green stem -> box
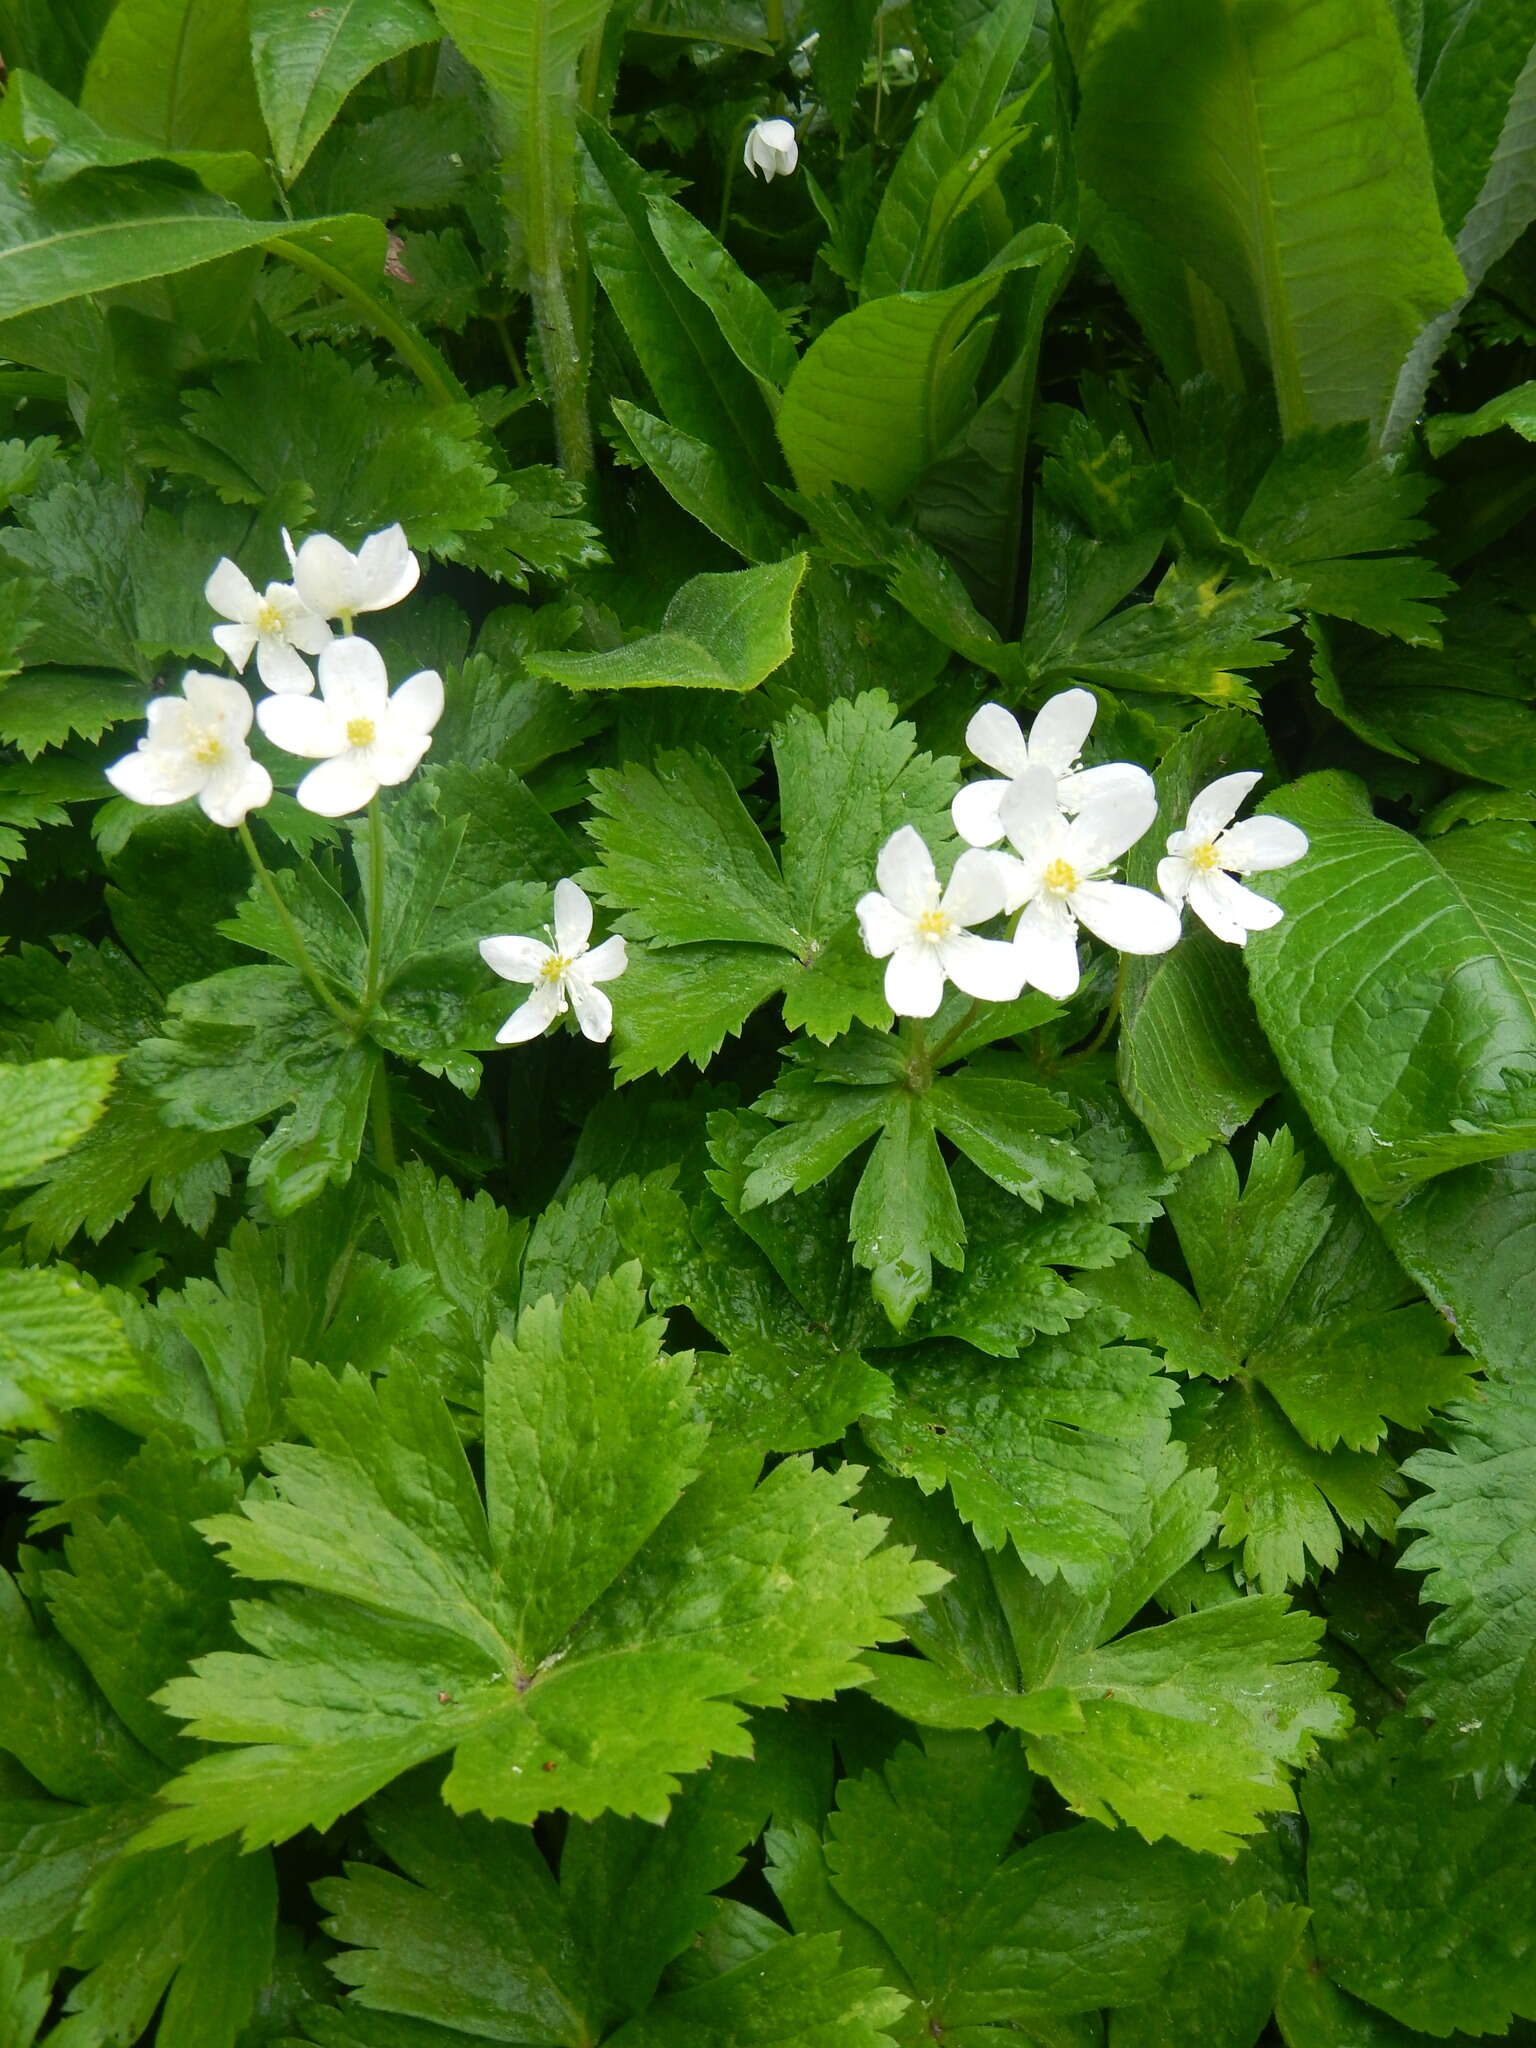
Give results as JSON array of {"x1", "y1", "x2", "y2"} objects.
[
  {"x1": 765, "y1": 0, "x2": 785, "y2": 45},
  {"x1": 513, "y1": 128, "x2": 594, "y2": 481},
  {"x1": 1076, "y1": 954, "x2": 1130, "y2": 1060},
  {"x1": 928, "y1": 999, "x2": 985, "y2": 1071},
  {"x1": 267, "y1": 236, "x2": 467, "y2": 408},
  {"x1": 364, "y1": 795, "x2": 388, "y2": 1011},
  {"x1": 369, "y1": 1057, "x2": 398, "y2": 1174},
  {"x1": 237, "y1": 820, "x2": 356, "y2": 1030},
  {"x1": 717, "y1": 145, "x2": 740, "y2": 241}
]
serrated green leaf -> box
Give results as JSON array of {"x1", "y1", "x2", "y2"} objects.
[{"x1": 0, "y1": 1056, "x2": 117, "y2": 1184}]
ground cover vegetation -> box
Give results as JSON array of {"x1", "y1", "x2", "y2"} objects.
[{"x1": 1, "y1": 0, "x2": 1535, "y2": 2039}]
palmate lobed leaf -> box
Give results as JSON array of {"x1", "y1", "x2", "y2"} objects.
[{"x1": 143, "y1": 1268, "x2": 943, "y2": 1849}]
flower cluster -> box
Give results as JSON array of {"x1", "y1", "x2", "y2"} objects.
[
  {"x1": 858, "y1": 688, "x2": 1308, "y2": 1019},
  {"x1": 106, "y1": 523, "x2": 440, "y2": 825}
]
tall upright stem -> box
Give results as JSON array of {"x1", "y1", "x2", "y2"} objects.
[
  {"x1": 267, "y1": 238, "x2": 467, "y2": 408},
  {"x1": 237, "y1": 820, "x2": 356, "y2": 1030},
  {"x1": 364, "y1": 796, "x2": 388, "y2": 1010}
]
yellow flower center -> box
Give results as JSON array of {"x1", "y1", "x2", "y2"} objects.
[
  {"x1": 1042, "y1": 857, "x2": 1078, "y2": 894},
  {"x1": 189, "y1": 729, "x2": 225, "y2": 766},
  {"x1": 255, "y1": 600, "x2": 285, "y2": 635},
  {"x1": 539, "y1": 953, "x2": 569, "y2": 982},
  {"x1": 915, "y1": 908, "x2": 952, "y2": 939},
  {"x1": 1189, "y1": 840, "x2": 1221, "y2": 872},
  {"x1": 346, "y1": 716, "x2": 377, "y2": 748}
]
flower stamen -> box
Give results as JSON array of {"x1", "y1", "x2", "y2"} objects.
[
  {"x1": 1042, "y1": 857, "x2": 1079, "y2": 894},
  {"x1": 346, "y1": 716, "x2": 377, "y2": 748},
  {"x1": 915, "y1": 908, "x2": 953, "y2": 940}
]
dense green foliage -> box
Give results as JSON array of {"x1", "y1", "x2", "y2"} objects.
[{"x1": 2, "y1": 0, "x2": 1536, "y2": 2040}]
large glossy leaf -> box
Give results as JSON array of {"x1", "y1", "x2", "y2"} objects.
[
  {"x1": 526, "y1": 557, "x2": 808, "y2": 692},
  {"x1": 251, "y1": 0, "x2": 441, "y2": 183},
  {"x1": 777, "y1": 228, "x2": 1067, "y2": 508},
  {"x1": 81, "y1": 0, "x2": 268, "y2": 155},
  {"x1": 1066, "y1": 0, "x2": 1465, "y2": 436},
  {"x1": 1244, "y1": 774, "x2": 1536, "y2": 1203}
]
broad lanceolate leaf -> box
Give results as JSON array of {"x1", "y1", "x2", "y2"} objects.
[
  {"x1": 145, "y1": 1269, "x2": 942, "y2": 1848},
  {"x1": 1066, "y1": 0, "x2": 1465, "y2": 436},
  {"x1": 80, "y1": 0, "x2": 268, "y2": 155},
  {"x1": 1244, "y1": 777, "x2": 1536, "y2": 1203},
  {"x1": 1399, "y1": 1377, "x2": 1536, "y2": 1780},
  {"x1": 526, "y1": 556, "x2": 807, "y2": 692},
  {"x1": 251, "y1": 0, "x2": 441, "y2": 183},
  {"x1": 1304, "y1": 1723, "x2": 1536, "y2": 2038},
  {"x1": 0, "y1": 1055, "x2": 117, "y2": 1183},
  {"x1": 777, "y1": 230, "x2": 1068, "y2": 508}
]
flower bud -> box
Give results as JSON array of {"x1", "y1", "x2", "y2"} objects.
[{"x1": 743, "y1": 117, "x2": 798, "y2": 181}]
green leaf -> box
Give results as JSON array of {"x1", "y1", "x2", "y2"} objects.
[
  {"x1": 80, "y1": 0, "x2": 268, "y2": 155},
  {"x1": 778, "y1": 232, "x2": 1068, "y2": 508},
  {"x1": 1377, "y1": 1150, "x2": 1536, "y2": 1376},
  {"x1": 646, "y1": 194, "x2": 799, "y2": 396},
  {"x1": 1304, "y1": 1723, "x2": 1536, "y2": 2038},
  {"x1": 1112, "y1": 1864, "x2": 1309, "y2": 2048},
  {"x1": 145, "y1": 1269, "x2": 942, "y2": 1848},
  {"x1": 1244, "y1": 779, "x2": 1536, "y2": 1203},
  {"x1": 251, "y1": 0, "x2": 440, "y2": 183},
  {"x1": 0, "y1": 1263, "x2": 139, "y2": 1435},
  {"x1": 611, "y1": 402, "x2": 794, "y2": 563},
  {"x1": 1116, "y1": 710, "x2": 1280, "y2": 1170},
  {"x1": 604, "y1": 1935, "x2": 907, "y2": 2048},
  {"x1": 0, "y1": 155, "x2": 386, "y2": 324},
  {"x1": 525, "y1": 556, "x2": 807, "y2": 692},
  {"x1": 775, "y1": 1734, "x2": 1194, "y2": 2032},
  {"x1": 0, "y1": 67, "x2": 264, "y2": 198},
  {"x1": 860, "y1": 0, "x2": 1044, "y2": 297},
  {"x1": 1426, "y1": 378, "x2": 1536, "y2": 456},
  {"x1": 1398, "y1": 1378, "x2": 1536, "y2": 1780},
  {"x1": 0, "y1": 1055, "x2": 117, "y2": 1183},
  {"x1": 1066, "y1": 0, "x2": 1465, "y2": 435}
]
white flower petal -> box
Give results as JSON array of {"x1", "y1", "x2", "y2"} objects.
[
  {"x1": 884, "y1": 941, "x2": 946, "y2": 1018},
  {"x1": 939, "y1": 931, "x2": 1026, "y2": 1003},
  {"x1": 391, "y1": 668, "x2": 444, "y2": 736},
  {"x1": 479, "y1": 935, "x2": 551, "y2": 983},
  {"x1": 1216, "y1": 815, "x2": 1308, "y2": 873},
  {"x1": 369, "y1": 731, "x2": 433, "y2": 786},
  {"x1": 254, "y1": 637, "x2": 317, "y2": 695},
  {"x1": 553, "y1": 877, "x2": 593, "y2": 955},
  {"x1": 567, "y1": 970, "x2": 614, "y2": 1042},
  {"x1": 295, "y1": 752, "x2": 381, "y2": 817},
  {"x1": 106, "y1": 747, "x2": 204, "y2": 808},
  {"x1": 285, "y1": 606, "x2": 334, "y2": 657},
  {"x1": 291, "y1": 534, "x2": 362, "y2": 618},
  {"x1": 941, "y1": 848, "x2": 1006, "y2": 927},
  {"x1": 205, "y1": 557, "x2": 258, "y2": 624},
  {"x1": 212, "y1": 621, "x2": 259, "y2": 672},
  {"x1": 1189, "y1": 869, "x2": 1285, "y2": 943},
  {"x1": 876, "y1": 825, "x2": 939, "y2": 918},
  {"x1": 1013, "y1": 898, "x2": 1080, "y2": 1000},
  {"x1": 258, "y1": 694, "x2": 347, "y2": 759},
  {"x1": 993, "y1": 851, "x2": 1036, "y2": 916},
  {"x1": 1065, "y1": 772, "x2": 1158, "y2": 873},
  {"x1": 1027, "y1": 687, "x2": 1098, "y2": 774},
  {"x1": 318, "y1": 634, "x2": 389, "y2": 713},
  {"x1": 183, "y1": 672, "x2": 254, "y2": 734},
  {"x1": 497, "y1": 980, "x2": 565, "y2": 1043},
  {"x1": 1070, "y1": 879, "x2": 1181, "y2": 955},
  {"x1": 1157, "y1": 854, "x2": 1194, "y2": 909},
  {"x1": 1059, "y1": 759, "x2": 1154, "y2": 814},
  {"x1": 965, "y1": 703, "x2": 1030, "y2": 777},
  {"x1": 1186, "y1": 770, "x2": 1264, "y2": 840},
  {"x1": 199, "y1": 754, "x2": 272, "y2": 827},
  {"x1": 857, "y1": 890, "x2": 912, "y2": 959},
  {"x1": 997, "y1": 763, "x2": 1068, "y2": 861},
  {"x1": 951, "y1": 778, "x2": 1010, "y2": 848},
  {"x1": 355, "y1": 524, "x2": 420, "y2": 610},
  {"x1": 581, "y1": 934, "x2": 628, "y2": 984}
]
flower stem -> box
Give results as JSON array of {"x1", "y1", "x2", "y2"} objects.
[
  {"x1": 1076, "y1": 954, "x2": 1130, "y2": 1060},
  {"x1": 928, "y1": 999, "x2": 985, "y2": 1071},
  {"x1": 363, "y1": 795, "x2": 388, "y2": 1011},
  {"x1": 266, "y1": 237, "x2": 467, "y2": 408},
  {"x1": 237, "y1": 819, "x2": 356, "y2": 1029},
  {"x1": 369, "y1": 1057, "x2": 398, "y2": 1174}
]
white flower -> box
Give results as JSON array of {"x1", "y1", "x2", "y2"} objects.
[
  {"x1": 856, "y1": 825, "x2": 1023, "y2": 1020},
  {"x1": 256, "y1": 636, "x2": 442, "y2": 817},
  {"x1": 1157, "y1": 772, "x2": 1308, "y2": 944},
  {"x1": 996, "y1": 766, "x2": 1180, "y2": 1000},
  {"x1": 953, "y1": 689, "x2": 1151, "y2": 848},
  {"x1": 204, "y1": 558, "x2": 332, "y2": 695},
  {"x1": 480, "y1": 880, "x2": 628, "y2": 1045},
  {"x1": 283, "y1": 522, "x2": 420, "y2": 624},
  {"x1": 743, "y1": 117, "x2": 798, "y2": 180},
  {"x1": 105, "y1": 673, "x2": 271, "y2": 828}
]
